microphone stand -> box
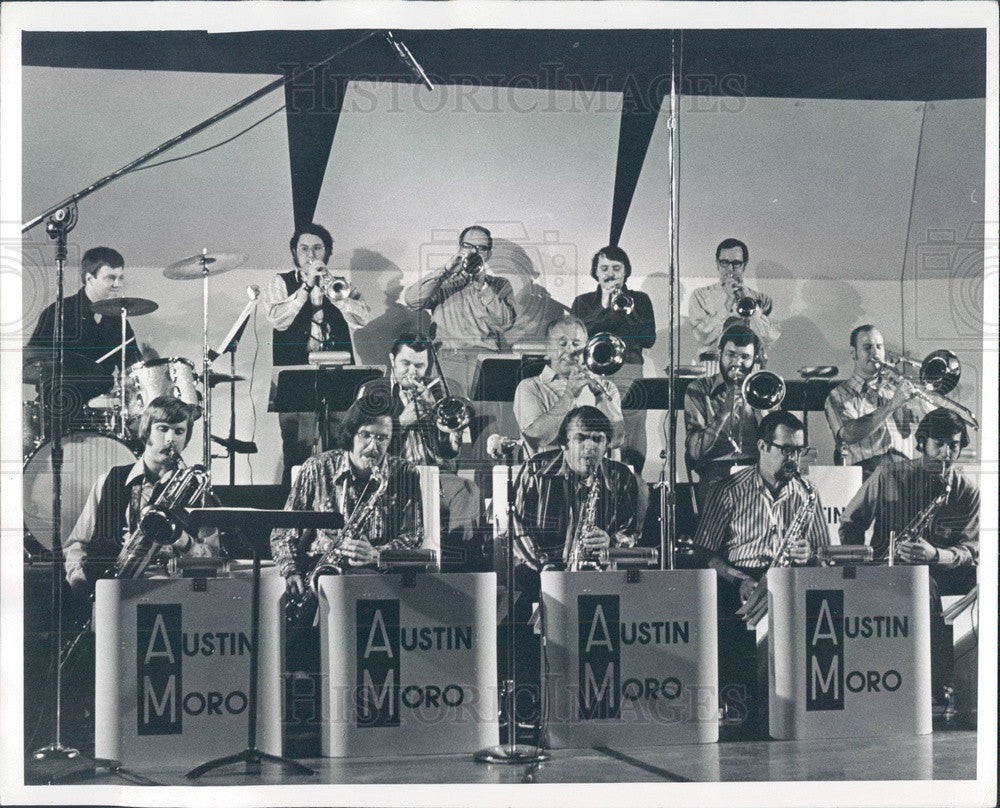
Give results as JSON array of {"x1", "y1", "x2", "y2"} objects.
[
  {"x1": 474, "y1": 448, "x2": 548, "y2": 765},
  {"x1": 209, "y1": 292, "x2": 257, "y2": 483}
]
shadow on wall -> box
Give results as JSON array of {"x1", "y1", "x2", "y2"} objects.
[
  {"x1": 489, "y1": 237, "x2": 570, "y2": 347},
  {"x1": 637, "y1": 272, "x2": 690, "y2": 371},
  {"x1": 350, "y1": 248, "x2": 430, "y2": 364}
]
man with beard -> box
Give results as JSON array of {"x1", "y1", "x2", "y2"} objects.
[
  {"x1": 825, "y1": 324, "x2": 931, "y2": 479},
  {"x1": 63, "y1": 395, "x2": 219, "y2": 598},
  {"x1": 683, "y1": 323, "x2": 769, "y2": 506},
  {"x1": 692, "y1": 410, "x2": 828, "y2": 738},
  {"x1": 270, "y1": 396, "x2": 423, "y2": 600}
]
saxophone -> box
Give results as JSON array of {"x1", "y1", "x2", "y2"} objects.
[
  {"x1": 889, "y1": 477, "x2": 952, "y2": 564},
  {"x1": 114, "y1": 450, "x2": 210, "y2": 579},
  {"x1": 740, "y1": 471, "x2": 817, "y2": 624},
  {"x1": 306, "y1": 464, "x2": 390, "y2": 593},
  {"x1": 564, "y1": 471, "x2": 603, "y2": 572}
]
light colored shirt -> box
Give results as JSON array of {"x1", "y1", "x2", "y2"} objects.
[
  {"x1": 693, "y1": 465, "x2": 829, "y2": 569},
  {"x1": 513, "y1": 365, "x2": 624, "y2": 455},
  {"x1": 824, "y1": 373, "x2": 932, "y2": 465},
  {"x1": 404, "y1": 267, "x2": 515, "y2": 352},
  {"x1": 688, "y1": 282, "x2": 780, "y2": 352},
  {"x1": 262, "y1": 270, "x2": 371, "y2": 332},
  {"x1": 64, "y1": 459, "x2": 218, "y2": 583}
]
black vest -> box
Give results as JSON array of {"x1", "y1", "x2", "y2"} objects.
[
  {"x1": 85, "y1": 463, "x2": 139, "y2": 580},
  {"x1": 271, "y1": 270, "x2": 355, "y2": 367}
]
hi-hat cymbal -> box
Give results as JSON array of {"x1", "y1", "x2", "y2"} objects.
[
  {"x1": 206, "y1": 371, "x2": 246, "y2": 388},
  {"x1": 90, "y1": 296, "x2": 158, "y2": 317},
  {"x1": 164, "y1": 252, "x2": 247, "y2": 280}
]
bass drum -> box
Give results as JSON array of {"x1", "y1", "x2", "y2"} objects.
[{"x1": 23, "y1": 430, "x2": 140, "y2": 551}]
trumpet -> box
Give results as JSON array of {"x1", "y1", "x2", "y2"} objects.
[
  {"x1": 727, "y1": 268, "x2": 759, "y2": 318},
  {"x1": 319, "y1": 273, "x2": 351, "y2": 301},
  {"x1": 609, "y1": 286, "x2": 634, "y2": 315},
  {"x1": 872, "y1": 349, "x2": 978, "y2": 429}
]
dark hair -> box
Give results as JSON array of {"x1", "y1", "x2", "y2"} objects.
[
  {"x1": 557, "y1": 405, "x2": 613, "y2": 448},
  {"x1": 715, "y1": 238, "x2": 749, "y2": 264},
  {"x1": 289, "y1": 223, "x2": 334, "y2": 264},
  {"x1": 458, "y1": 225, "x2": 492, "y2": 252},
  {"x1": 849, "y1": 324, "x2": 877, "y2": 349},
  {"x1": 915, "y1": 408, "x2": 969, "y2": 452},
  {"x1": 337, "y1": 394, "x2": 394, "y2": 451},
  {"x1": 139, "y1": 395, "x2": 196, "y2": 447},
  {"x1": 390, "y1": 332, "x2": 433, "y2": 358},
  {"x1": 80, "y1": 246, "x2": 124, "y2": 284},
  {"x1": 590, "y1": 245, "x2": 632, "y2": 281},
  {"x1": 718, "y1": 322, "x2": 761, "y2": 357},
  {"x1": 544, "y1": 315, "x2": 587, "y2": 340},
  {"x1": 758, "y1": 410, "x2": 804, "y2": 444}
]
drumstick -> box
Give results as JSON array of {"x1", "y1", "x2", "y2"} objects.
[{"x1": 96, "y1": 336, "x2": 135, "y2": 364}]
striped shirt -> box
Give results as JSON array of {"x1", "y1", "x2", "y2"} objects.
[
  {"x1": 824, "y1": 373, "x2": 931, "y2": 466},
  {"x1": 693, "y1": 466, "x2": 829, "y2": 569}
]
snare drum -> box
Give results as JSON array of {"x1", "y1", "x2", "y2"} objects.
[
  {"x1": 23, "y1": 430, "x2": 140, "y2": 550},
  {"x1": 22, "y1": 400, "x2": 46, "y2": 456},
  {"x1": 125, "y1": 357, "x2": 201, "y2": 419}
]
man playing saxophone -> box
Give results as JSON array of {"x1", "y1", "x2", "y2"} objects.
[
  {"x1": 269, "y1": 395, "x2": 423, "y2": 601},
  {"x1": 64, "y1": 395, "x2": 219, "y2": 600},
  {"x1": 692, "y1": 410, "x2": 828, "y2": 738}
]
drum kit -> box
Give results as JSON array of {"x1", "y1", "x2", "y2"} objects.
[{"x1": 23, "y1": 251, "x2": 248, "y2": 551}]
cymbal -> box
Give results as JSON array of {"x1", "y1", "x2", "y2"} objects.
[
  {"x1": 206, "y1": 371, "x2": 246, "y2": 388},
  {"x1": 90, "y1": 296, "x2": 158, "y2": 317},
  {"x1": 164, "y1": 252, "x2": 247, "y2": 280}
]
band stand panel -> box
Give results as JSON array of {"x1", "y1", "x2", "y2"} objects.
[
  {"x1": 94, "y1": 574, "x2": 284, "y2": 767},
  {"x1": 317, "y1": 572, "x2": 499, "y2": 757},
  {"x1": 804, "y1": 465, "x2": 863, "y2": 546},
  {"x1": 540, "y1": 569, "x2": 719, "y2": 748},
  {"x1": 767, "y1": 565, "x2": 932, "y2": 740}
]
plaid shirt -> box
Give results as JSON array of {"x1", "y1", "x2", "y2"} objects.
[
  {"x1": 269, "y1": 450, "x2": 422, "y2": 578},
  {"x1": 693, "y1": 466, "x2": 829, "y2": 570},
  {"x1": 824, "y1": 373, "x2": 931, "y2": 465}
]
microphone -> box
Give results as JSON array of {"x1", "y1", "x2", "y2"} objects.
[
  {"x1": 385, "y1": 31, "x2": 434, "y2": 92},
  {"x1": 486, "y1": 434, "x2": 520, "y2": 461},
  {"x1": 798, "y1": 366, "x2": 838, "y2": 379}
]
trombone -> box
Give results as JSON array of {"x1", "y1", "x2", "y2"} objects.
[
  {"x1": 873, "y1": 349, "x2": 978, "y2": 430},
  {"x1": 728, "y1": 369, "x2": 786, "y2": 452}
]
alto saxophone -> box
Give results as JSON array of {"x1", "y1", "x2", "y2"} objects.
[
  {"x1": 306, "y1": 465, "x2": 390, "y2": 593},
  {"x1": 740, "y1": 471, "x2": 817, "y2": 624},
  {"x1": 889, "y1": 476, "x2": 952, "y2": 564},
  {"x1": 564, "y1": 471, "x2": 603, "y2": 572}
]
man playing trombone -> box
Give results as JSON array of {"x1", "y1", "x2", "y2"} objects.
[
  {"x1": 513, "y1": 316, "x2": 624, "y2": 456},
  {"x1": 692, "y1": 410, "x2": 828, "y2": 738},
  {"x1": 683, "y1": 323, "x2": 770, "y2": 507},
  {"x1": 824, "y1": 324, "x2": 933, "y2": 478}
]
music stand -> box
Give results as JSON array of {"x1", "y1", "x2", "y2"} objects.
[
  {"x1": 470, "y1": 355, "x2": 544, "y2": 403},
  {"x1": 271, "y1": 366, "x2": 384, "y2": 451},
  {"x1": 182, "y1": 508, "x2": 344, "y2": 779}
]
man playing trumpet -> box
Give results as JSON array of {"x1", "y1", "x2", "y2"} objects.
[{"x1": 513, "y1": 316, "x2": 624, "y2": 456}]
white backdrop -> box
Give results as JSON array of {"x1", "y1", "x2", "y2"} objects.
[{"x1": 21, "y1": 68, "x2": 986, "y2": 482}]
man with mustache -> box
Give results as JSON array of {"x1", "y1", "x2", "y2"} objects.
[
  {"x1": 824, "y1": 324, "x2": 932, "y2": 479},
  {"x1": 270, "y1": 395, "x2": 423, "y2": 601},
  {"x1": 63, "y1": 395, "x2": 219, "y2": 599},
  {"x1": 692, "y1": 410, "x2": 828, "y2": 738},
  {"x1": 683, "y1": 323, "x2": 770, "y2": 506}
]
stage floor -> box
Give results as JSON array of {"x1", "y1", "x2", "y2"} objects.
[{"x1": 35, "y1": 726, "x2": 977, "y2": 786}]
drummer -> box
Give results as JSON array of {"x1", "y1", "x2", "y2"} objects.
[{"x1": 27, "y1": 247, "x2": 145, "y2": 422}]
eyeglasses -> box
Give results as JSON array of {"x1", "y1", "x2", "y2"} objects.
[
  {"x1": 356, "y1": 430, "x2": 391, "y2": 446},
  {"x1": 765, "y1": 441, "x2": 810, "y2": 460},
  {"x1": 460, "y1": 241, "x2": 490, "y2": 254},
  {"x1": 296, "y1": 244, "x2": 327, "y2": 255},
  {"x1": 717, "y1": 259, "x2": 745, "y2": 269}
]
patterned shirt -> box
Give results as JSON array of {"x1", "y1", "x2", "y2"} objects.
[
  {"x1": 683, "y1": 373, "x2": 764, "y2": 474},
  {"x1": 839, "y1": 457, "x2": 979, "y2": 564},
  {"x1": 824, "y1": 373, "x2": 931, "y2": 465},
  {"x1": 269, "y1": 450, "x2": 422, "y2": 578},
  {"x1": 693, "y1": 466, "x2": 829, "y2": 570}
]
